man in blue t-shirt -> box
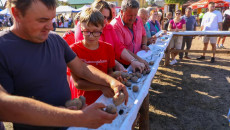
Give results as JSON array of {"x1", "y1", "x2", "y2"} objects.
[
  {"x1": 179, "y1": 7, "x2": 197, "y2": 59},
  {"x1": 0, "y1": 0, "x2": 128, "y2": 129}
]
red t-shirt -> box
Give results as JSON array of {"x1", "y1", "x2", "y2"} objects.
[
  {"x1": 62, "y1": 30, "x2": 75, "y2": 46},
  {"x1": 70, "y1": 40, "x2": 115, "y2": 105}
]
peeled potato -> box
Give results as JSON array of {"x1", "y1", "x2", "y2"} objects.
[
  {"x1": 132, "y1": 85, "x2": 139, "y2": 92},
  {"x1": 105, "y1": 104, "x2": 117, "y2": 114},
  {"x1": 149, "y1": 61, "x2": 154, "y2": 65},
  {"x1": 131, "y1": 76, "x2": 138, "y2": 83},
  {"x1": 111, "y1": 71, "x2": 121, "y2": 78},
  {"x1": 113, "y1": 91, "x2": 125, "y2": 106}
]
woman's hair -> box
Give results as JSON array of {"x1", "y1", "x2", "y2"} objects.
[
  {"x1": 80, "y1": 8, "x2": 104, "y2": 27},
  {"x1": 175, "y1": 9, "x2": 182, "y2": 13},
  {"x1": 91, "y1": 0, "x2": 112, "y2": 22},
  {"x1": 150, "y1": 10, "x2": 157, "y2": 16}
]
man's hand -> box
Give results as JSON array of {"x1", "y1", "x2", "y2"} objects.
[
  {"x1": 81, "y1": 103, "x2": 117, "y2": 129},
  {"x1": 110, "y1": 80, "x2": 128, "y2": 105},
  {"x1": 137, "y1": 58, "x2": 149, "y2": 70},
  {"x1": 114, "y1": 61, "x2": 126, "y2": 71},
  {"x1": 141, "y1": 44, "x2": 150, "y2": 52},
  {"x1": 131, "y1": 60, "x2": 145, "y2": 73},
  {"x1": 100, "y1": 86, "x2": 115, "y2": 98}
]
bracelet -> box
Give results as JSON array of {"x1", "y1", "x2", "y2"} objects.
[{"x1": 131, "y1": 58, "x2": 138, "y2": 63}]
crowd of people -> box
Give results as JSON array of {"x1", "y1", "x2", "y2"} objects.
[{"x1": 0, "y1": 0, "x2": 229, "y2": 129}]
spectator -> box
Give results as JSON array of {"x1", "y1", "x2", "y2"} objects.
[
  {"x1": 52, "y1": 17, "x2": 56, "y2": 31},
  {"x1": 179, "y1": 7, "x2": 196, "y2": 60},
  {"x1": 168, "y1": 10, "x2": 186, "y2": 65},
  {"x1": 108, "y1": 2, "x2": 117, "y2": 20},
  {"x1": 199, "y1": 10, "x2": 204, "y2": 26},
  {"x1": 0, "y1": 0, "x2": 128, "y2": 129},
  {"x1": 217, "y1": 7, "x2": 230, "y2": 49},
  {"x1": 157, "y1": 11, "x2": 164, "y2": 30},
  {"x1": 70, "y1": 8, "x2": 116, "y2": 105},
  {"x1": 146, "y1": 10, "x2": 161, "y2": 36},
  {"x1": 197, "y1": 2, "x2": 222, "y2": 63},
  {"x1": 138, "y1": 8, "x2": 156, "y2": 45},
  {"x1": 75, "y1": 0, "x2": 146, "y2": 72},
  {"x1": 61, "y1": 15, "x2": 64, "y2": 27},
  {"x1": 110, "y1": 0, "x2": 149, "y2": 58},
  {"x1": 0, "y1": 84, "x2": 116, "y2": 129},
  {"x1": 164, "y1": 12, "x2": 173, "y2": 31}
]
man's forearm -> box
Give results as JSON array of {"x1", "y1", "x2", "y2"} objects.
[
  {"x1": 141, "y1": 35, "x2": 147, "y2": 45},
  {"x1": 71, "y1": 77, "x2": 108, "y2": 91},
  {"x1": 120, "y1": 49, "x2": 135, "y2": 63},
  {"x1": 68, "y1": 57, "x2": 114, "y2": 87},
  {"x1": 218, "y1": 22, "x2": 222, "y2": 31},
  {"x1": 0, "y1": 90, "x2": 84, "y2": 127}
]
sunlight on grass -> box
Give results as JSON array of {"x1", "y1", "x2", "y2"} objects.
[
  {"x1": 195, "y1": 90, "x2": 220, "y2": 99},
  {"x1": 151, "y1": 90, "x2": 163, "y2": 94},
  {"x1": 226, "y1": 77, "x2": 230, "y2": 84},
  {"x1": 152, "y1": 109, "x2": 177, "y2": 119},
  {"x1": 191, "y1": 74, "x2": 211, "y2": 79}
]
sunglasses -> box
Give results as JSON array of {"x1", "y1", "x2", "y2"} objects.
[{"x1": 176, "y1": 13, "x2": 181, "y2": 15}]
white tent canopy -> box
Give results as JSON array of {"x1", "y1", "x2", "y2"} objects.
[
  {"x1": 56, "y1": 6, "x2": 78, "y2": 14},
  {"x1": 75, "y1": 5, "x2": 91, "y2": 12},
  {"x1": 0, "y1": 8, "x2": 10, "y2": 15}
]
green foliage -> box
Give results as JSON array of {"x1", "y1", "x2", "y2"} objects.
[{"x1": 165, "y1": 0, "x2": 188, "y2": 4}]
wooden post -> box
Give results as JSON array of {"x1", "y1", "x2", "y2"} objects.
[
  {"x1": 139, "y1": 94, "x2": 149, "y2": 130},
  {"x1": 164, "y1": 44, "x2": 170, "y2": 66}
]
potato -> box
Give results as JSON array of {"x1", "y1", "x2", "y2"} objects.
[
  {"x1": 125, "y1": 81, "x2": 132, "y2": 87},
  {"x1": 142, "y1": 70, "x2": 147, "y2": 75},
  {"x1": 149, "y1": 61, "x2": 154, "y2": 65},
  {"x1": 131, "y1": 76, "x2": 138, "y2": 83},
  {"x1": 79, "y1": 96, "x2": 86, "y2": 108},
  {"x1": 126, "y1": 75, "x2": 131, "y2": 80},
  {"x1": 132, "y1": 85, "x2": 139, "y2": 92},
  {"x1": 121, "y1": 72, "x2": 129, "y2": 78},
  {"x1": 105, "y1": 104, "x2": 117, "y2": 114},
  {"x1": 65, "y1": 98, "x2": 82, "y2": 110},
  {"x1": 113, "y1": 91, "x2": 125, "y2": 106},
  {"x1": 136, "y1": 72, "x2": 142, "y2": 78},
  {"x1": 146, "y1": 69, "x2": 151, "y2": 74},
  {"x1": 111, "y1": 71, "x2": 121, "y2": 78}
]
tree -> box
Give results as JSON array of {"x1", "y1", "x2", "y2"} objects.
[{"x1": 165, "y1": 0, "x2": 189, "y2": 4}]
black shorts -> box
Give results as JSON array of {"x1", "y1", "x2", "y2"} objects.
[{"x1": 223, "y1": 21, "x2": 230, "y2": 31}]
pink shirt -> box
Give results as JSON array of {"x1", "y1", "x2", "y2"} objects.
[
  {"x1": 110, "y1": 15, "x2": 146, "y2": 54},
  {"x1": 169, "y1": 19, "x2": 186, "y2": 29},
  {"x1": 75, "y1": 23, "x2": 125, "y2": 60}
]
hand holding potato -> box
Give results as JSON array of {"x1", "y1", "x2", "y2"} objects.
[
  {"x1": 80, "y1": 103, "x2": 117, "y2": 129},
  {"x1": 109, "y1": 80, "x2": 128, "y2": 105}
]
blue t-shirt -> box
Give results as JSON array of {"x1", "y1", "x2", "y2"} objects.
[
  {"x1": 182, "y1": 15, "x2": 196, "y2": 31},
  {"x1": 0, "y1": 31, "x2": 76, "y2": 129},
  {"x1": 0, "y1": 31, "x2": 76, "y2": 106}
]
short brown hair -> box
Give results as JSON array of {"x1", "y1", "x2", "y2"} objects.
[
  {"x1": 80, "y1": 8, "x2": 104, "y2": 27},
  {"x1": 7, "y1": 0, "x2": 56, "y2": 16},
  {"x1": 209, "y1": 2, "x2": 215, "y2": 6},
  {"x1": 91, "y1": 0, "x2": 112, "y2": 21}
]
